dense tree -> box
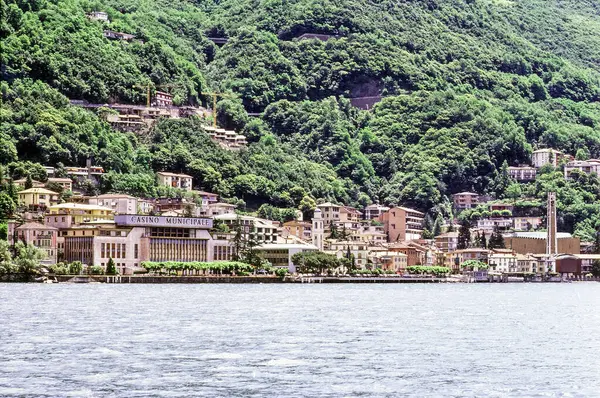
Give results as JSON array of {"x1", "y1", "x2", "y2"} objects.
[
  {"x1": 488, "y1": 226, "x2": 506, "y2": 249},
  {"x1": 457, "y1": 220, "x2": 471, "y2": 250},
  {"x1": 105, "y1": 258, "x2": 117, "y2": 275}
]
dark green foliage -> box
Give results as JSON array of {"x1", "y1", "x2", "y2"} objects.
[
  {"x1": 105, "y1": 257, "x2": 117, "y2": 275},
  {"x1": 488, "y1": 226, "x2": 506, "y2": 249},
  {"x1": 592, "y1": 260, "x2": 600, "y2": 277},
  {"x1": 457, "y1": 219, "x2": 471, "y2": 250},
  {"x1": 2, "y1": 0, "x2": 600, "y2": 236}
]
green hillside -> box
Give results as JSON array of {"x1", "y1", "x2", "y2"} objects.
[{"x1": 2, "y1": 0, "x2": 600, "y2": 238}]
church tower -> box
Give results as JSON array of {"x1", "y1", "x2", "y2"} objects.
[
  {"x1": 546, "y1": 192, "x2": 557, "y2": 273},
  {"x1": 312, "y1": 208, "x2": 324, "y2": 251}
]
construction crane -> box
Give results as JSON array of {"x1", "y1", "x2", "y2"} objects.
[
  {"x1": 132, "y1": 82, "x2": 152, "y2": 107},
  {"x1": 201, "y1": 91, "x2": 235, "y2": 128}
]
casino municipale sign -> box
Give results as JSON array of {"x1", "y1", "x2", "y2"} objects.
[{"x1": 114, "y1": 215, "x2": 213, "y2": 229}]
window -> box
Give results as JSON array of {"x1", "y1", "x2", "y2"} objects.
[{"x1": 134, "y1": 244, "x2": 139, "y2": 259}]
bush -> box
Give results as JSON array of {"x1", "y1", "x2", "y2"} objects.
[
  {"x1": 275, "y1": 268, "x2": 288, "y2": 277},
  {"x1": 406, "y1": 266, "x2": 451, "y2": 276},
  {"x1": 68, "y1": 261, "x2": 83, "y2": 275},
  {"x1": 89, "y1": 265, "x2": 104, "y2": 275}
]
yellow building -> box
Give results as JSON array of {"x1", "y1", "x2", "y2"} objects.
[{"x1": 17, "y1": 187, "x2": 60, "y2": 209}]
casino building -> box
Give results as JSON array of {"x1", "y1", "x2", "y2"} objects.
[{"x1": 62, "y1": 214, "x2": 233, "y2": 273}]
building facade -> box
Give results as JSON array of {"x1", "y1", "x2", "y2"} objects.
[
  {"x1": 453, "y1": 192, "x2": 479, "y2": 210},
  {"x1": 363, "y1": 204, "x2": 390, "y2": 220},
  {"x1": 17, "y1": 188, "x2": 60, "y2": 210},
  {"x1": 157, "y1": 172, "x2": 193, "y2": 190},
  {"x1": 508, "y1": 166, "x2": 536, "y2": 182},
  {"x1": 378, "y1": 206, "x2": 424, "y2": 242},
  {"x1": 531, "y1": 148, "x2": 562, "y2": 168}
]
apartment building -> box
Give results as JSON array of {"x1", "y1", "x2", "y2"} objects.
[
  {"x1": 88, "y1": 194, "x2": 138, "y2": 215},
  {"x1": 453, "y1": 192, "x2": 479, "y2": 210},
  {"x1": 213, "y1": 214, "x2": 279, "y2": 243},
  {"x1": 378, "y1": 206, "x2": 424, "y2": 242},
  {"x1": 363, "y1": 204, "x2": 390, "y2": 220},
  {"x1": 316, "y1": 203, "x2": 362, "y2": 231},
  {"x1": 564, "y1": 159, "x2": 600, "y2": 180},
  {"x1": 508, "y1": 166, "x2": 536, "y2": 182},
  {"x1": 326, "y1": 240, "x2": 369, "y2": 269},
  {"x1": 435, "y1": 231, "x2": 459, "y2": 252},
  {"x1": 157, "y1": 172, "x2": 193, "y2": 190},
  {"x1": 17, "y1": 188, "x2": 60, "y2": 210},
  {"x1": 531, "y1": 148, "x2": 562, "y2": 168},
  {"x1": 488, "y1": 249, "x2": 518, "y2": 273}
]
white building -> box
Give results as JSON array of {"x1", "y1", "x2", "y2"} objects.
[
  {"x1": 508, "y1": 166, "x2": 536, "y2": 182},
  {"x1": 363, "y1": 204, "x2": 390, "y2": 220},
  {"x1": 157, "y1": 172, "x2": 193, "y2": 190},
  {"x1": 531, "y1": 148, "x2": 562, "y2": 168},
  {"x1": 213, "y1": 214, "x2": 279, "y2": 243},
  {"x1": 88, "y1": 194, "x2": 138, "y2": 215},
  {"x1": 87, "y1": 11, "x2": 109, "y2": 22},
  {"x1": 255, "y1": 243, "x2": 319, "y2": 272},
  {"x1": 564, "y1": 159, "x2": 600, "y2": 180},
  {"x1": 488, "y1": 249, "x2": 518, "y2": 273},
  {"x1": 476, "y1": 218, "x2": 513, "y2": 233}
]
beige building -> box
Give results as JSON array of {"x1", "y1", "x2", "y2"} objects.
[
  {"x1": 316, "y1": 203, "x2": 362, "y2": 231},
  {"x1": 513, "y1": 217, "x2": 543, "y2": 232},
  {"x1": 504, "y1": 232, "x2": 580, "y2": 255},
  {"x1": 157, "y1": 172, "x2": 193, "y2": 190},
  {"x1": 326, "y1": 240, "x2": 369, "y2": 269},
  {"x1": 435, "y1": 231, "x2": 459, "y2": 252},
  {"x1": 350, "y1": 225, "x2": 387, "y2": 245},
  {"x1": 213, "y1": 214, "x2": 279, "y2": 243},
  {"x1": 378, "y1": 206, "x2": 424, "y2": 242},
  {"x1": 488, "y1": 249, "x2": 518, "y2": 273},
  {"x1": 369, "y1": 248, "x2": 408, "y2": 272},
  {"x1": 453, "y1": 192, "x2": 479, "y2": 210},
  {"x1": 45, "y1": 203, "x2": 115, "y2": 229},
  {"x1": 516, "y1": 254, "x2": 538, "y2": 273},
  {"x1": 199, "y1": 202, "x2": 236, "y2": 217},
  {"x1": 282, "y1": 220, "x2": 312, "y2": 241}
]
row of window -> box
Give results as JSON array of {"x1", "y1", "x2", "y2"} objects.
[{"x1": 100, "y1": 243, "x2": 138, "y2": 259}]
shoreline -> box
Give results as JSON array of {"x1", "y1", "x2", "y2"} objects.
[{"x1": 1, "y1": 275, "x2": 593, "y2": 284}]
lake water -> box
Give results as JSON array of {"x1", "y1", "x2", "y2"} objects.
[{"x1": 1, "y1": 283, "x2": 599, "y2": 397}]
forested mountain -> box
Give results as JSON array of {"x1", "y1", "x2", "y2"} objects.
[{"x1": 2, "y1": 0, "x2": 600, "y2": 238}]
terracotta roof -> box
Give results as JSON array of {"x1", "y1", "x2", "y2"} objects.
[{"x1": 16, "y1": 222, "x2": 58, "y2": 231}]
